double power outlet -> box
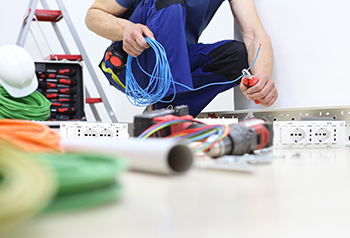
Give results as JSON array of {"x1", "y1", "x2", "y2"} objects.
[
  {"x1": 60, "y1": 122, "x2": 129, "y2": 140},
  {"x1": 273, "y1": 121, "x2": 346, "y2": 148}
]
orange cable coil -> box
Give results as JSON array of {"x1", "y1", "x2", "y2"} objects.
[{"x1": 0, "y1": 119, "x2": 63, "y2": 153}]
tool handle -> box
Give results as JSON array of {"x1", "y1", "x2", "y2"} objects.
[
  {"x1": 51, "y1": 107, "x2": 76, "y2": 115},
  {"x1": 38, "y1": 68, "x2": 76, "y2": 77},
  {"x1": 242, "y1": 76, "x2": 260, "y2": 104},
  {"x1": 57, "y1": 78, "x2": 77, "y2": 85},
  {"x1": 39, "y1": 73, "x2": 69, "y2": 79},
  {"x1": 46, "y1": 88, "x2": 77, "y2": 95},
  {"x1": 39, "y1": 82, "x2": 70, "y2": 89},
  {"x1": 51, "y1": 102, "x2": 71, "y2": 107},
  {"x1": 45, "y1": 68, "x2": 76, "y2": 76},
  {"x1": 50, "y1": 98, "x2": 75, "y2": 103},
  {"x1": 43, "y1": 93, "x2": 71, "y2": 99},
  {"x1": 57, "y1": 68, "x2": 76, "y2": 76},
  {"x1": 248, "y1": 77, "x2": 259, "y2": 86},
  {"x1": 39, "y1": 78, "x2": 77, "y2": 86}
]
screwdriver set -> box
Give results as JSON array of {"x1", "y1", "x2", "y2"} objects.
[{"x1": 35, "y1": 61, "x2": 86, "y2": 121}]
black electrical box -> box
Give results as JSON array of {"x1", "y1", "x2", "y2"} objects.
[{"x1": 35, "y1": 61, "x2": 86, "y2": 121}]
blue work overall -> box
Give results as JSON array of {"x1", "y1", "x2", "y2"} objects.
[{"x1": 100, "y1": 0, "x2": 248, "y2": 117}]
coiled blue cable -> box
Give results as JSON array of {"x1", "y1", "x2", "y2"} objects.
[
  {"x1": 125, "y1": 37, "x2": 176, "y2": 106},
  {"x1": 125, "y1": 37, "x2": 260, "y2": 107}
]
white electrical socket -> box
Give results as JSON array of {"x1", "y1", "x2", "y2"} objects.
[
  {"x1": 273, "y1": 121, "x2": 346, "y2": 148},
  {"x1": 83, "y1": 128, "x2": 98, "y2": 138},
  {"x1": 60, "y1": 122, "x2": 129, "y2": 140}
]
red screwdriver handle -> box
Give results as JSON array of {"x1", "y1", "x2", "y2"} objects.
[
  {"x1": 58, "y1": 107, "x2": 75, "y2": 115},
  {"x1": 58, "y1": 78, "x2": 77, "y2": 85},
  {"x1": 38, "y1": 73, "x2": 69, "y2": 79},
  {"x1": 44, "y1": 93, "x2": 71, "y2": 99},
  {"x1": 40, "y1": 68, "x2": 76, "y2": 77},
  {"x1": 51, "y1": 102, "x2": 70, "y2": 107},
  {"x1": 51, "y1": 98, "x2": 75, "y2": 103},
  {"x1": 51, "y1": 107, "x2": 76, "y2": 115},
  {"x1": 57, "y1": 68, "x2": 76, "y2": 76},
  {"x1": 46, "y1": 88, "x2": 77, "y2": 95}
]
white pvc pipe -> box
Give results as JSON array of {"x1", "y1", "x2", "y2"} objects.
[{"x1": 60, "y1": 138, "x2": 194, "y2": 175}]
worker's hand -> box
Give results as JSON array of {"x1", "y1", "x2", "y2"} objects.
[
  {"x1": 240, "y1": 74, "x2": 278, "y2": 106},
  {"x1": 122, "y1": 23, "x2": 155, "y2": 58}
]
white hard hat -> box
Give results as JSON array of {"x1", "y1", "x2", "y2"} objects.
[{"x1": 0, "y1": 44, "x2": 38, "y2": 98}]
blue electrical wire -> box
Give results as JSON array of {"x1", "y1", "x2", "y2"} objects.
[
  {"x1": 125, "y1": 38, "x2": 176, "y2": 106},
  {"x1": 125, "y1": 37, "x2": 260, "y2": 107}
]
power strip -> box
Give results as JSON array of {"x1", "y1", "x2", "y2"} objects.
[
  {"x1": 60, "y1": 122, "x2": 129, "y2": 140},
  {"x1": 273, "y1": 121, "x2": 346, "y2": 148}
]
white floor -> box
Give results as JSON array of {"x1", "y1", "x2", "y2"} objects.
[{"x1": 7, "y1": 147, "x2": 350, "y2": 238}]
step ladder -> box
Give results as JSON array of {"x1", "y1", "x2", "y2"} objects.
[{"x1": 16, "y1": 0, "x2": 118, "y2": 122}]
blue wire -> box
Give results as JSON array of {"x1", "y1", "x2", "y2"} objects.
[
  {"x1": 125, "y1": 37, "x2": 260, "y2": 107},
  {"x1": 125, "y1": 38, "x2": 176, "y2": 106}
]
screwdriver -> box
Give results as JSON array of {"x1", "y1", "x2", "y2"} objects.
[
  {"x1": 39, "y1": 78, "x2": 77, "y2": 86},
  {"x1": 45, "y1": 88, "x2": 77, "y2": 95},
  {"x1": 43, "y1": 93, "x2": 71, "y2": 99},
  {"x1": 38, "y1": 73, "x2": 70, "y2": 79},
  {"x1": 37, "y1": 68, "x2": 76, "y2": 77},
  {"x1": 242, "y1": 69, "x2": 260, "y2": 104},
  {"x1": 50, "y1": 98, "x2": 76, "y2": 103},
  {"x1": 47, "y1": 68, "x2": 76, "y2": 76},
  {"x1": 51, "y1": 102, "x2": 73, "y2": 107},
  {"x1": 51, "y1": 107, "x2": 76, "y2": 115},
  {"x1": 39, "y1": 81, "x2": 70, "y2": 89}
]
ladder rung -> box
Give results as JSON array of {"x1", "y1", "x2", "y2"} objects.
[
  {"x1": 24, "y1": 9, "x2": 63, "y2": 22},
  {"x1": 44, "y1": 54, "x2": 83, "y2": 61},
  {"x1": 86, "y1": 98, "x2": 103, "y2": 104}
]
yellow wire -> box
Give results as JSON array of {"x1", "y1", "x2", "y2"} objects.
[{"x1": 0, "y1": 141, "x2": 56, "y2": 236}]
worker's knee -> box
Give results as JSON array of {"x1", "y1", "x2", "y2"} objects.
[{"x1": 203, "y1": 40, "x2": 248, "y2": 81}]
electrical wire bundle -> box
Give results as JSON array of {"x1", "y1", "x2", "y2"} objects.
[
  {"x1": 137, "y1": 117, "x2": 230, "y2": 154},
  {"x1": 0, "y1": 142, "x2": 126, "y2": 235},
  {"x1": 0, "y1": 119, "x2": 62, "y2": 153},
  {"x1": 0, "y1": 85, "x2": 51, "y2": 121},
  {"x1": 125, "y1": 37, "x2": 260, "y2": 107},
  {"x1": 0, "y1": 143, "x2": 56, "y2": 236},
  {"x1": 0, "y1": 119, "x2": 126, "y2": 211},
  {"x1": 41, "y1": 153, "x2": 126, "y2": 213},
  {"x1": 125, "y1": 37, "x2": 176, "y2": 106},
  {"x1": 0, "y1": 119, "x2": 126, "y2": 236},
  {"x1": 166, "y1": 124, "x2": 230, "y2": 154}
]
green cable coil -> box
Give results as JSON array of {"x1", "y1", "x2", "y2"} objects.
[
  {"x1": 39, "y1": 153, "x2": 127, "y2": 212},
  {"x1": 0, "y1": 143, "x2": 127, "y2": 236},
  {"x1": 0, "y1": 86, "x2": 51, "y2": 121}
]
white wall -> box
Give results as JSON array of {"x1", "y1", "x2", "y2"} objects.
[
  {"x1": 234, "y1": 0, "x2": 350, "y2": 110},
  {"x1": 199, "y1": 0, "x2": 235, "y2": 113}
]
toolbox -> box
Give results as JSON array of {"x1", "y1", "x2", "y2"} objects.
[{"x1": 35, "y1": 61, "x2": 86, "y2": 122}]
